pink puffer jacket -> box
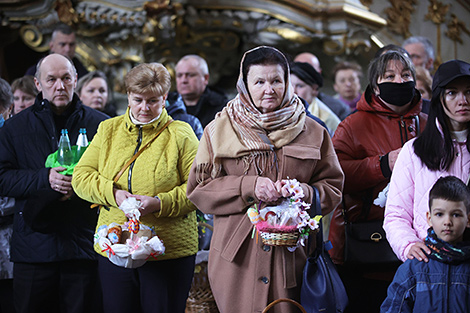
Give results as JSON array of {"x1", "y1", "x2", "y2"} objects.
[{"x1": 384, "y1": 137, "x2": 470, "y2": 262}]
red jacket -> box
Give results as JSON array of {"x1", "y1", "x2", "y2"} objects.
[{"x1": 328, "y1": 86, "x2": 427, "y2": 264}]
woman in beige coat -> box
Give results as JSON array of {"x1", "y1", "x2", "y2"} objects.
[{"x1": 187, "y1": 46, "x2": 344, "y2": 313}]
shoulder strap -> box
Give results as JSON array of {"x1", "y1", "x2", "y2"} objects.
[
  {"x1": 306, "y1": 186, "x2": 322, "y2": 257},
  {"x1": 342, "y1": 188, "x2": 374, "y2": 223},
  {"x1": 113, "y1": 119, "x2": 173, "y2": 183},
  {"x1": 90, "y1": 119, "x2": 173, "y2": 210},
  {"x1": 313, "y1": 187, "x2": 323, "y2": 255}
]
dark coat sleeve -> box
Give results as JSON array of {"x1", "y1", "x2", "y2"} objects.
[{"x1": 0, "y1": 122, "x2": 52, "y2": 198}]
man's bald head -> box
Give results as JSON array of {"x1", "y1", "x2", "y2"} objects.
[
  {"x1": 35, "y1": 54, "x2": 76, "y2": 80},
  {"x1": 294, "y1": 52, "x2": 322, "y2": 73},
  {"x1": 34, "y1": 54, "x2": 78, "y2": 114}
]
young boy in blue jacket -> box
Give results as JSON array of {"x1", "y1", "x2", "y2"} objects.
[{"x1": 381, "y1": 175, "x2": 470, "y2": 313}]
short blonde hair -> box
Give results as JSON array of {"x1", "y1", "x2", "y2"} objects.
[{"x1": 124, "y1": 63, "x2": 171, "y2": 96}]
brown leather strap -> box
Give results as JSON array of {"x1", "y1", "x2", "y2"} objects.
[
  {"x1": 90, "y1": 119, "x2": 173, "y2": 210},
  {"x1": 262, "y1": 298, "x2": 306, "y2": 313}
]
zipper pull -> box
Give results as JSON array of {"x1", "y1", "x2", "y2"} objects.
[{"x1": 400, "y1": 116, "x2": 405, "y2": 128}]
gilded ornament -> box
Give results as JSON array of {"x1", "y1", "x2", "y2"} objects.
[
  {"x1": 384, "y1": 0, "x2": 417, "y2": 38},
  {"x1": 323, "y1": 36, "x2": 346, "y2": 55},
  {"x1": 264, "y1": 27, "x2": 312, "y2": 44},
  {"x1": 446, "y1": 13, "x2": 469, "y2": 44},
  {"x1": 425, "y1": 0, "x2": 449, "y2": 69},
  {"x1": 425, "y1": 0, "x2": 449, "y2": 25},
  {"x1": 445, "y1": 13, "x2": 470, "y2": 59},
  {"x1": 55, "y1": 0, "x2": 79, "y2": 25},
  {"x1": 360, "y1": 0, "x2": 374, "y2": 7},
  {"x1": 19, "y1": 25, "x2": 49, "y2": 52}
]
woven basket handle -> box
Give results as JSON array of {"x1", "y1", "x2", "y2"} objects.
[{"x1": 262, "y1": 298, "x2": 306, "y2": 313}]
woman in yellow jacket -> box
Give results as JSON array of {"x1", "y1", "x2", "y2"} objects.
[{"x1": 72, "y1": 63, "x2": 199, "y2": 313}]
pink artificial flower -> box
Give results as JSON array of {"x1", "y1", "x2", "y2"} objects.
[
  {"x1": 291, "y1": 185, "x2": 304, "y2": 199},
  {"x1": 307, "y1": 219, "x2": 319, "y2": 230}
]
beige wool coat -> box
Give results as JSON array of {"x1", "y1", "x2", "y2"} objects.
[{"x1": 187, "y1": 117, "x2": 344, "y2": 313}]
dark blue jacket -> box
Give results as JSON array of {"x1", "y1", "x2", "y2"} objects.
[
  {"x1": 381, "y1": 258, "x2": 470, "y2": 313},
  {"x1": 166, "y1": 93, "x2": 203, "y2": 139},
  {"x1": 318, "y1": 91, "x2": 350, "y2": 120},
  {"x1": 171, "y1": 86, "x2": 228, "y2": 128},
  {"x1": 0, "y1": 93, "x2": 108, "y2": 263}
]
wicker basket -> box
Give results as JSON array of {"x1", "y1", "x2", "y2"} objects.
[
  {"x1": 185, "y1": 261, "x2": 219, "y2": 313},
  {"x1": 258, "y1": 230, "x2": 300, "y2": 247},
  {"x1": 262, "y1": 298, "x2": 306, "y2": 313}
]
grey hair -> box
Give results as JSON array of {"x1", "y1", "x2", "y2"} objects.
[
  {"x1": 402, "y1": 36, "x2": 435, "y2": 61},
  {"x1": 0, "y1": 78, "x2": 13, "y2": 110},
  {"x1": 51, "y1": 23, "x2": 75, "y2": 41},
  {"x1": 368, "y1": 50, "x2": 416, "y2": 91},
  {"x1": 176, "y1": 54, "x2": 209, "y2": 76}
]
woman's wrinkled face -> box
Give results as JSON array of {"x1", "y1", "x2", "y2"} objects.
[
  {"x1": 79, "y1": 77, "x2": 108, "y2": 111},
  {"x1": 442, "y1": 76, "x2": 470, "y2": 131},
  {"x1": 247, "y1": 64, "x2": 286, "y2": 113},
  {"x1": 128, "y1": 91, "x2": 167, "y2": 123}
]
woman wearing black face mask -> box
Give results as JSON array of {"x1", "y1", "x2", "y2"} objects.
[{"x1": 328, "y1": 50, "x2": 428, "y2": 313}]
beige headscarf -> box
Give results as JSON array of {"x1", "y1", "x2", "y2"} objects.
[{"x1": 196, "y1": 46, "x2": 306, "y2": 183}]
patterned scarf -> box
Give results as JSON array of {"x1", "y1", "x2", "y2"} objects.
[
  {"x1": 195, "y1": 46, "x2": 306, "y2": 183},
  {"x1": 425, "y1": 227, "x2": 470, "y2": 264}
]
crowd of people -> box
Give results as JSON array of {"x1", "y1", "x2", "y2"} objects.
[{"x1": 0, "y1": 20, "x2": 469, "y2": 313}]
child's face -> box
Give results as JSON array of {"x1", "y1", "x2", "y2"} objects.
[{"x1": 427, "y1": 199, "x2": 470, "y2": 244}]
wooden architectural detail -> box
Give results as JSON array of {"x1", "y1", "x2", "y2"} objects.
[
  {"x1": 446, "y1": 13, "x2": 470, "y2": 59},
  {"x1": 19, "y1": 24, "x2": 49, "y2": 52},
  {"x1": 55, "y1": 0, "x2": 79, "y2": 25},
  {"x1": 425, "y1": 0, "x2": 449, "y2": 25},
  {"x1": 384, "y1": 0, "x2": 417, "y2": 38},
  {"x1": 360, "y1": 0, "x2": 373, "y2": 7},
  {"x1": 425, "y1": 0, "x2": 450, "y2": 68},
  {"x1": 0, "y1": 0, "x2": 388, "y2": 91}
]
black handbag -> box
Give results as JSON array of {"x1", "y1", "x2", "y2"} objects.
[
  {"x1": 301, "y1": 187, "x2": 348, "y2": 313},
  {"x1": 343, "y1": 192, "x2": 400, "y2": 265}
]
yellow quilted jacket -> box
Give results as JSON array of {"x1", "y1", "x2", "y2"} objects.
[{"x1": 72, "y1": 108, "x2": 199, "y2": 260}]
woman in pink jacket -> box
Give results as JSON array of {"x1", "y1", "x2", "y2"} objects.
[{"x1": 385, "y1": 60, "x2": 470, "y2": 263}]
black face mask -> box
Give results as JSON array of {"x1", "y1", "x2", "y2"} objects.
[{"x1": 377, "y1": 81, "x2": 416, "y2": 107}]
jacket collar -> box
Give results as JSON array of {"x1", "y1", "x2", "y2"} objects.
[
  {"x1": 32, "y1": 92, "x2": 83, "y2": 114},
  {"x1": 435, "y1": 118, "x2": 468, "y2": 144},
  {"x1": 123, "y1": 107, "x2": 171, "y2": 132},
  {"x1": 166, "y1": 93, "x2": 187, "y2": 115}
]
